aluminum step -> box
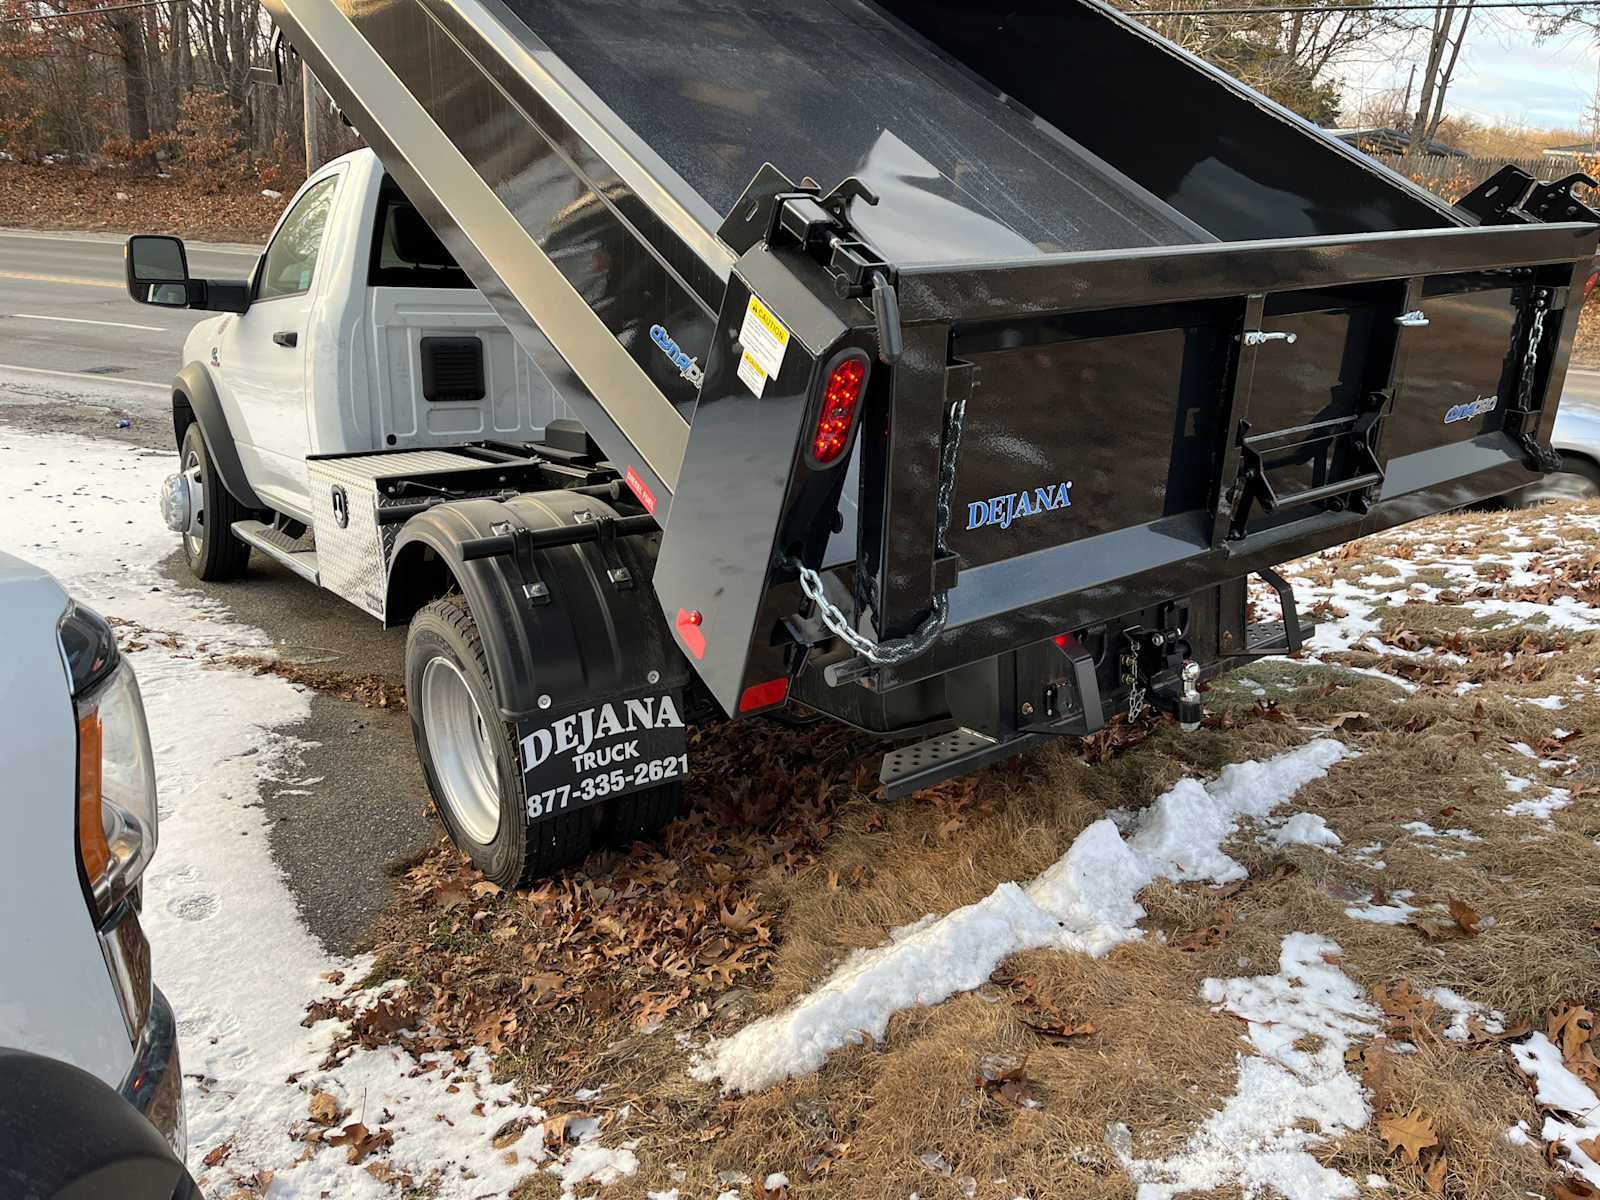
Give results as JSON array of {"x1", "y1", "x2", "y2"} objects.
[
  {"x1": 232, "y1": 520, "x2": 319, "y2": 584},
  {"x1": 879, "y1": 726, "x2": 1025, "y2": 800}
]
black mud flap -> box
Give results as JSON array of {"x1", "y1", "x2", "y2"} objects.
[{"x1": 516, "y1": 689, "x2": 688, "y2": 823}]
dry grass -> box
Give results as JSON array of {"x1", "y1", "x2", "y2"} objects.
[{"x1": 353, "y1": 501, "x2": 1600, "y2": 1200}]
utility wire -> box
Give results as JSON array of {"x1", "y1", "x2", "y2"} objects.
[
  {"x1": 1136, "y1": 0, "x2": 1594, "y2": 13},
  {"x1": 6, "y1": 0, "x2": 1598, "y2": 21},
  {"x1": 6, "y1": 0, "x2": 1600, "y2": 18},
  {"x1": 2, "y1": 0, "x2": 173, "y2": 23}
]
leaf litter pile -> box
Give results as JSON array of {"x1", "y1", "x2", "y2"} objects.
[{"x1": 293, "y1": 500, "x2": 1600, "y2": 1200}]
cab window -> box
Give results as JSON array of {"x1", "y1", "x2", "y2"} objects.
[
  {"x1": 256, "y1": 175, "x2": 339, "y2": 302},
  {"x1": 367, "y1": 181, "x2": 472, "y2": 288}
]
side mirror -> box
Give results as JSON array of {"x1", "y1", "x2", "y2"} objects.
[
  {"x1": 124, "y1": 234, "x2": 251, "y2": 314},
  {"x1": 125, "y1": 234, "x2": 191, "y2": 307}
]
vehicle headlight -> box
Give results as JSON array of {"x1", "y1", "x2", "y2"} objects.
[{"x1": 60, "y1": 605, "x2": 159, "y2": 919}]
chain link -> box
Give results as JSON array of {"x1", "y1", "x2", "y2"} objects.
[
  {"x1": 794, "y1": 397, "x2": 967, "y2": 666},
  {"x1": 1516, "y1": 291, "x2": 1547, "y2": 414}
]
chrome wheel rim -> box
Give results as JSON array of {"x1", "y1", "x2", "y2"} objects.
[
  {"x1": 180, "y1": 446, "x2": 205, "y2": 559},
  {"x1": 420, "y1": 656, "x2": 502, "y2": 845}
]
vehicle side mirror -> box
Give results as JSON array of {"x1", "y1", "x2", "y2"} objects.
[
  {"x1": 125, "y1": 234, "x2": 191, "y2": 307},
  {"x1": 125, "y1": 234, "x2": 252, "y2": 314}
]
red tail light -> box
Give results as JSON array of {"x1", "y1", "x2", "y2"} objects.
[{"x1": 809, "y1": 351, "x2": 870, "y2": 466}]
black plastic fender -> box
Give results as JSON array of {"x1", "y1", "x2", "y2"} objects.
[
  {"x1": 172, "y1": 362, "x2": 266, "y2": 510},
  {"x1": 386, "y1": 491, "x2": 691, "y2": 722}
]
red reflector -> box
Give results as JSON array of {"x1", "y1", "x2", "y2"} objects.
[
  {"x1": 675, "y1": 608, "x2": 706, "y2": 660},
  {"x1": 1053, "y1": 634, "x2": 1070, "y2": 649},
  {"x1": 738, "y1": 677, "x2": 789, "y2": 713},
  {"x1": 810, "y1": 353, "x2": 868, "y2": 465}
]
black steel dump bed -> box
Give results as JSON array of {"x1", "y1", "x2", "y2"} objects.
[{"x1": 266, "y1": 0, "x2": 1597, "y2": 722}]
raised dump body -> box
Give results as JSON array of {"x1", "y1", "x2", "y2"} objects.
[{"x1": 264, "y1": 0, "x2": 1597, "y2": 784}]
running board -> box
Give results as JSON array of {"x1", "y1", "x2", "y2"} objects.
[{"x1": 231, "y1": 520, "x2": 320, "y2": 584}]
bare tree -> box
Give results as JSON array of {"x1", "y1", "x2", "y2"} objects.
[{"x1": 1406, "y1": 0, "x2": 1476, "y2": 155}]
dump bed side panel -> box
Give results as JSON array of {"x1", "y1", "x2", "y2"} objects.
[{"x1": 874, "y1": 0, "x2": 1463, "y2": 241}]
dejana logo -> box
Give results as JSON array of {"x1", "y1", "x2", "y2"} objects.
[{"x1": 966, "y1": 482, "x2": 1073, "y2": 531}]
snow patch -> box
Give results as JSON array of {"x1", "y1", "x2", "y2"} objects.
[
  {"x1": 1509, "y1": 1034, "x2": 1600, "y2": 1187},
  {"x1": 1268, "y1": 813, "x2": 1341, "y2": 848},
  {"x1": 1119, "y1": 933, "x2": 1379, "y2": 1200},
  {"x1": 1423, "y1": 987, "x2": 1503, "y2": 1042},
  {"x1": 691, "y1": 740, "x2": 1349, "y2": 1094},
  {"x1": 1344, "y1": 890, "x2": 1416, "y2": 925}
]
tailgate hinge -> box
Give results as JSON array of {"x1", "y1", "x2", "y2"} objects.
[{"x1": 720, "y1": 163, "x2": 904, "y2": 363}]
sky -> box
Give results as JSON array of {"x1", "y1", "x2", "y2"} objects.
[{"x1": 1340, "y1": 10, "x2": 1600, "y2": 136}]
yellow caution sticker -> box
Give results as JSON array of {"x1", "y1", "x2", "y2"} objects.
[{"x1": 735, "y1": 293, "x2": 791, "y2": 397}]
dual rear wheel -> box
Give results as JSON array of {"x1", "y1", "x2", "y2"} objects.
[{"x1": 405, "y1": 595, "x2": 682, "y2": 887}]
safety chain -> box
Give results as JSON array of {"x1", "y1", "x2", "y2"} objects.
[
  {"x1": 1126, "y1": 671, "x2": 1147, "y2": 724},
  {"x1": 1513, "y1": 292, "x2": 1566, "y2": 473},
  {"x1": 1515, "y1": 291, "x2": 1548, "y2": 414},
  {"x1": 793, "y1": 397, "x2": 967, "y2": 666}
]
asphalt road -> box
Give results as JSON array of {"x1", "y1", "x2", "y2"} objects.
[
  {"x1": 0, "y1": 227, "x2": 260, "y2": 393},
  {"x1": 0, "y1": 228, "x2": 437, "y2": 954},
  {"x1": 1566, "y1": 361, "x2": 1600, "y2": 406}
]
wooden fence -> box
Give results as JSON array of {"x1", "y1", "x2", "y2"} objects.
[{"x1": 1368, "y1": 153, "x2": 1592, "y2": 203}]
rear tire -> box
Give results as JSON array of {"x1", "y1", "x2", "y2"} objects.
[
  {"x1": 598, "y1": 781, "x2": 684, "y2": 849},
  {"x1": 179, "y1": 423, "x2": 251, "y2": 581},
  {"x1": 406, "y1": 595, "x2": 684, "y2": 885}
]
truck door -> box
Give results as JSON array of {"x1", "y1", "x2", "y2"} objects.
[{"x1": 220, "y1": 171, "x2": 340, "y2": 518}]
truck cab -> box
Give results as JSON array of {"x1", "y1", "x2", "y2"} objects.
[{"x1": 173, "y1": 148, "x2": 558, "y2": 524}]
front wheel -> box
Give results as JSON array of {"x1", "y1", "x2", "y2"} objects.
[
  {"x1": 174, "y1": 423, "x2": 251, "y2": 581},
  {"x1": 406, "y1": 595, "x2": 682, "y2": 886}
]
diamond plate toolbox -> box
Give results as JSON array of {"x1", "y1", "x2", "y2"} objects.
[{"x1": 307, "y1": 450, "x2": 485, "y2": 618}]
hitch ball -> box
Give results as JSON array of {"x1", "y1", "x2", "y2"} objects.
[{"x1": 1178, "y1": 661, "x2": 1203, "y2": 733}]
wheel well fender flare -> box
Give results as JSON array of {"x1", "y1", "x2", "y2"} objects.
[
  {"x1": 172, "y1": 363, "x2": 265, "y2": 510},
  {"x1": 387, "y1": 492, "x2": 688, "y2": 722}
]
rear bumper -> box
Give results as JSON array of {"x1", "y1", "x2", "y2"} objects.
[{"x1": 119, "y1": 986, "x2": 185, "y2": 1160}]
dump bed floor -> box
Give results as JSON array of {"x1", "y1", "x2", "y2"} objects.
[{"x1": 510, "y1": 0, "x2": 1213, "y2": 261}]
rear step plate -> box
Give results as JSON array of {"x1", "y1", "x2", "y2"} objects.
[
  {"x1": 232, "y1": 520, "x2": 319, "y2": 584},
  {"x1": 880, "y1": 727, "x2": 1024, "y2": 800}
]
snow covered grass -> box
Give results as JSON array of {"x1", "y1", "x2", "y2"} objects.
[{"x1": 690, "y1": 741, "x2": 1351, "y2": 1094}]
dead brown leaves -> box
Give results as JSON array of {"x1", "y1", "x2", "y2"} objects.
[
  {"x1": 327, "y1": 1121, "x2": 395, "y2": 1165},
  {"x1": 224, "y1": 655, "x2": 407, "y2": 710},
  {"x1": 977, "y1": 1061, "x2": 1040, "y2": 1110},
  {"x1": 991, "y1": 969, "x2": 1097, "y2": 1045},
  {"x1": 307, "y1": 1090, "x2": 343, "y2": 1126},
  {"x1": 1379, "y1": 1106, "x2": 1440, "y2": 1160},
  {"x1": 1376, "y1": 1106, "x2": 1452, "y2": 1193},
  {"x1": 0, "y1": 161, "x2": 287, "y2": 241},
  {"x1": 337, "y1": 718, "x2": 881, "y2": 1082}
]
